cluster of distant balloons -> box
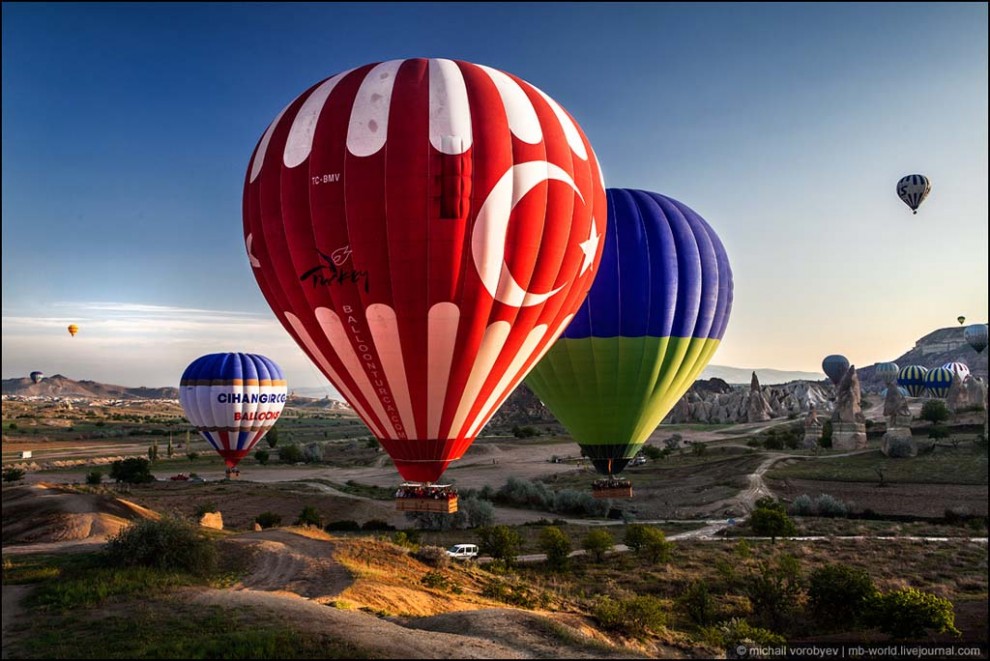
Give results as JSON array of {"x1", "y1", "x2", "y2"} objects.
[
  {"x1": 45, "y1": 60, "x2": 969, "y2": 483},
  {"x1": 824, "y1": 320, "x2": 986, "y2": 400}
]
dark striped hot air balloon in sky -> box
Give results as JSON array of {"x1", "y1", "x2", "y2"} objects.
[
  {"x1": 525, "y1": 188, "x2": 733, "y2": 476},
  {"x1": 965, "y1": 324, "x2": 988, "y2": 354},
  {"x1": 30, "y1": 371, "x2": 44, "y2": 384},
  {"x1": 875, "y1": 362, "x2": 900, "y2": 384},
  {"x1": 243, "y1": 58, "x2": 607, "y2": 484},
  {"x1": 898, "y1": 365, "x2": 929, "y2": 397},
  {"x1": 896, "y1": 174, "x2": 931, "y2": 214},
  {"x1": 822, "y1": 355, "x2": 850, "y2": 386},
  {"x1": 924, "y1": 366, "x2": 954, "y2": 398},
  {"x1": 179, "y1": 353, "x2": 287, "y2": 472}
]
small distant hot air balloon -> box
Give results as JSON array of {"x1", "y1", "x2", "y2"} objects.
[
  {"x1": 30, "y1": 371, "x2": 44, "y2": 384},
  {"x1": 924, "y1": 366, "x2": 954, "y2": 398},
  {"x1": 875, "y1": 362, "x2": 900, "y2": 384},
  {"x1": 525, "y1": 188, "x2": 733, "y2": 491},
  {"x1": 897, "y1": 365, "x2": 929, "y2": 397},
  {"x1": 957, "y1": 316, "x2": 966, "y2": 326},
  {"x1": 67, "y1": 324, "x2": 79, "y2": 337},
  {"x1": 822, "y1": 355, "x2": 850, "y2": 386},
  {"x1": 941, "y1": 361, "x2": 970, "y2": 381},
  {"x1": 896, "y1": 174, "x2": 931, "y2": 215},
  {"x1": 965, "y1": 323, "x2": 988, "y2": 354},
  {"x1": 179, "y1": 353, "x2": 287, "y2": 476}
]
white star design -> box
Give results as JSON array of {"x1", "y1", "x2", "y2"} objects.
[{"x1": 579, "y1": 220, "x2": 600, "y2": 275}]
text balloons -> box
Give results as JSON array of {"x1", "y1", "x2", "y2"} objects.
[
  {"x1": 896, "y1": 174, "x2": 931, "y2": 214},
  {"x1": 525, "y1": 189, "x2": 733, "y2": 475},
  {"x1": 179, "y1": 353, "x2": 287, "y2": 470},
  {"x1": 822, "y1": 355, "x2": 850, "y2": 386},
  {"x1": 243, "y1": 59, "x2": 606, "y2": 483}
]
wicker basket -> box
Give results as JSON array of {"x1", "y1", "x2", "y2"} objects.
[{"x1": 395, "y1": 495, "x2": 459, "y2": 513}]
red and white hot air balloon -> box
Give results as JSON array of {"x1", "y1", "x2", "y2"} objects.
[{"x1": 243, "y1": 58, "x2": 607, "y2": 483}]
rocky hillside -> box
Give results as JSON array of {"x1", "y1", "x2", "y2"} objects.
[
  {"x1": 1, "y1": 374, "x2": 178, "y2": 400},
  {"x1": 663, "y1": 378, "x2": 834, "y2": 424}
]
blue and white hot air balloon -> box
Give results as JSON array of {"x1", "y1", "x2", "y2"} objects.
[
  {"x1": 179, "y1": 353, "x2": 287, "y2": 471},
  {"x1": 822, "y1": 355, "x2": 850, "y2": 386},
  {"x1": 897, "y1": 365, "x2": 929, "y2": 397},
  {"x1": 940, "y1": 361, "x2": 970, "y2": 382},
  {"x1": 924, "y1": 366, "x2": 954, "y2": 399},
  {"x1": 964, "y1": 324, "x2": 988, "y2": 354},
  {"x1": 875, "y1": 362, "x2": 900, "y2": 384},
  {"x1": 896, "y1": 174, "x2": 931, "y2": 214}
]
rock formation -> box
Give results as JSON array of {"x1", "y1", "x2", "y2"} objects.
[
  {"x1": 881, "y1": 382, "x2": 916, "y2": 458},
  {"x1": 802, "y1": 405, "x2": 822, "y2": 449},
  {"x1": 199, "y1": 511, "x2": 223, "y2": 530},
  {"x1": 882, "y1": 382, "x2": 913, "y2": 427},
  {"x1": 746, "y1": 371, "x2": 772, "y2": 423},
  {"x1": 946, "y1": 375, "x2": 969, "y2": 413},
  {"x1": 830, "y1": 365, "x2": 867, "y2": 450}
]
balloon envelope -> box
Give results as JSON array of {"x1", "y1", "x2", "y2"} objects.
[
  {"x1": 822, "y1": 355, "x2": 850, "y2": 386},
  {"x1": 874, "y1": 362, "x2": 899, "y2": 384},
  {"x1": 924, "y1": 366, "x2": 954, "y2": 399},
  {"x1": 965, "y1": 324, "x2": 988, "y2": 354},
  {"x1": 179, "y1": 353, "x2": 287, "y2": 469},
  {"x1": 67, "y1": 324, "x2": 79, "y2": 337},
  {"x1": 896, "y1": 174, "x2": 930, "y2": 214},
  {"x1": 957, "y1": 316, "x2": 966, "y2": 325},
  {"x1": 941, "y1": 361, "x2": 970, "y2": 382},
  {"x1": 525, "y1": 189, "x2": 733, "y2": 475},
  {"x1": 30, "y1": 371, "x2": 44, "y2": 384},
  {"x1": 243, "y1": 58, "x2": 606, "y2": 483},
  {"x1": 897, "y1": 365, "x2": 929, "y2": 397}
]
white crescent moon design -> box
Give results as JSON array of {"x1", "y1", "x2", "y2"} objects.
[
  {"x1": 246, "y1": 233, "x2": 261, "y2": 268},
  {"x1": 471, "y1": 161, "x2": 584, "y2": 307}
]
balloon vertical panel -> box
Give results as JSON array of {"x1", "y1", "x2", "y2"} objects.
[{"x1": 244, "y1": 58, "x2": 607, "y2": 483}]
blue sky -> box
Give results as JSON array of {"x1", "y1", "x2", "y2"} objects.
[{"x1": 2, "y1": 2, "x2": 987, "y2": 391}]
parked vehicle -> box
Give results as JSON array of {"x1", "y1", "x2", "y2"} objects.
[{"x1": 446, "y1": 543, "x2": 479, "y2": 560}]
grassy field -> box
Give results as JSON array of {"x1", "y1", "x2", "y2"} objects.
[{"x1": 766, "y1": 444, "x2": 989, "y2": 485}]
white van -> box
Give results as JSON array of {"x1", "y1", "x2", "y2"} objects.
[{"x1": 446, "y1": 543, "x2": 479, "y2": 560}]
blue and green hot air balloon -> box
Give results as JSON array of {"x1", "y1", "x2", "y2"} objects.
[
  {"x1": 924, "y1": 366, "x2": 954, "y2": 399},
  {"x1": 897, "y1": 365, "x2": 929, "y2": 397},
  {"x1": 822, "y1": 355, "x2": 850, "y2": 386},
  {"x1": 525, "y1": 188, "x2": 733, "y2": 481}
]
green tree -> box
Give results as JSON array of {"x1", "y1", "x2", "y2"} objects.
[
  {"x1": 678, "y1": 580, "x2": 716, "y2": 626},
  {"x1": 166, "y1": 435, "x2": 174, "y2": 458},
  {"x1": 477, "y1": 525, "x2": 523, "y2": 565},
  {"x1": 278, "y1": 443, "x2": 304, "y2": 463},
  {"x1": 254, "y1": 448, "x2": 270, "y2": 465},
  {"x1": 582, "y1": 529, "x2": 614, "y2": 563},
  {"x1": 295, "y1": 505, "x2": 323, "y2": 528},
  {"x1": 255, "y1": 511, "x2": 282, "y2": 529},
  {"x1": 104, "y1": 517, "x2": 217, "y2": 577},
  {"x1": 538, "y1": 526, "x2": 571, "y2": 571},
  {"x1": 642, "y1": 445, "x2": 664, "y2": 461},
  {"x1": 624, "y1": 524, "x2": 672, "y2": 564},
  {"x1": 750, "y1": 508, "x2": 796, "y2": 543},
  {"x1": 2, "y1": 467, "x2": 26, "y2": 483},
  {"x1": 85, "y1": 470, "x2": 103, "y2": 485},
  {"x1": 109, "y1": 457, "x2": 154, "y2": 484},
  {"x1": 920, "y1": 399, "x2": 950, "y2": 425},
  {"x1": 743, "y1": 554, "x2": 804, "y2": 630},
  {"x1": 265, "y1": 425, "x2": 280, "y2": 448},
  {"x1": 871, "y1": 588, "x2": 960, "y2": 639},
  {"x1": 147, "y1": 441, "x2": 159, "y2": 462},
  {"x1": 808, "y1": 563, "x2": 878, "y2": 627}
]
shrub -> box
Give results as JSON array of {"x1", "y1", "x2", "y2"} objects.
[
  {"x1": 871, "y1": 588, "x2": 960, "y2": 639},
  {"x1": 763, "y1": 434, "x2": 784, "y2": 450},
  {"x1": 808, "y1": 563, "x2": 878, "y2": 626},
  {"x1": 255, "y1": 511, "x2": 282, "y2": 529},
  {"x1": 691, "y1": 442, "x2": 708, "y2": 456},
  {"x1": 187, "y1": 451, "x2": 199, "y2": 461},
  {"x1": 593, "y1": 595, "x2": 667, "y2": 636},
  {"x1": 2, "y1": 468, "x2": 26, "y2": 483},
  {"x1": 194, "y1": 502, "x2": 218, "y2": 518},
  {"x1": 103, "y1": 517, "x2": 217, "y2": 577},
  {"x1": 539, "y1": 526, "x2": 571, "y2": 571},
  {"x1": 295, "y1": 505, "x2": 323, "y2": 528},
  {"x1": 678, "y1": 580, "x2": 716, "y2": 626},
  {"x1": 743, "y1": 554, "x2": 803, "y2": 629},
  {"x1": 109, "y1": 457, "x2": 154, "y2": 484},
  {"x1": 511, "y1": 425, "x2": 539, "y2": 438},
  {"x1": 325, "y1": 520, "x2": 360, "y2": 532},
  {"x1": 642, "y1": 445, "x2": 664, "y2": 461},
  {"x1": 749, "y1": 508, "x2": 796, "y2": 543},
  {"x1": 412, "y1": 546, "x2": 450, "y2": 568},
  {"x1": 477, "y1": 525, "x2": 523, "y2": 565},
  {"x1": 814, "y1": 494, "x2": 848, "y2": 517},
  {"x1": 361, "y1": 519, "x2": 395, "y2": 531},
  {"x1": 85, "y1": 470, "x2": 103, "y2": 486},
  {"x1": 278, "y1": 443, "x2": 304, "y2": 463},
  {"x1": 624, "y1": 525, "x2": 672, "y2": 564},
  {"x1": 254, "y1": 449, "x2": 270, "y2": 465},
  {"x1": 789, "y1": 494, "x2": 814, "y2": 516},
  {"x1": 582, "y1": 529, "x2": 615, "y2": 563},
  {"x1": 700, "y1": 617, "x2": 785, "y2": 649},
  {"x1": 920, "y1": 400, "x2": 950, "y2": 425},
  {"x1": 420, "y1": 570, "x2": 450, "y2": 590},
  {"x1": 265, "y1": 426, "x2": 279, "y2": 448},
  {"x1": 928, "y1": 425, "x2": 950, "y2": 441},
  {"x1": 820, "y1": 420, "x2": 833, "y2": 448}
]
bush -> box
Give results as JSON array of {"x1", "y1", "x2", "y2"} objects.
[
  {"x1": 920, "y1": 400, "x2": 950, "y2": 425},
  {"x1": 477, "y1": 525, "x2": 523, "y2": 565},
  {"x1": 678, "y1": 580, "x2": 716, "y2": 626},
  {"x1": 749, "y1": 508, "x2": 796, "y2": 543},
  {"x1": 109, "y1": 457, "x2": 154, "y2": 484},
  {"x1": 743, "y1": 554, "x2": 803, "y2": 629},
  {"x1": 691, "y1": 442, "x2": 708, "y2": 456},
  {"x1": 295, "y1": 505, "x2": 323, "y2": 528},
  {"x1": 361, "y1": 519, "x2": 395, "y2": 531},
  {"x1": 187, "y1": 451, "x2": 199, "y2": 461},
  {"x1": 420, "y1": 570, "x2": 450, "y2": 590},
  {"x1": 325, "y1": 520, "x2": 360, "y2": 532},
  {"x1": 928, "y1": 425, "x2": 950, "y2": 440},
  {"x1": 642, "y1": 445, "x2": 664, "y2": 461},
  {"x1": 593, "y1": 595, "x2": 667, "y2": 636},
  {"x1": 194, "y1": 502, "x2": 218, "y2": 518},
  {"x1": 255, "y1": 511, "x2": 282, "y2": 529},
  {"x1": 103, "y1": 517, "x2": 217, "y2": 577},
  {"x1": 788, "y1": 494, "x2": 814, "y2": 516},
  {"x1": 871, "y1": 588, "x2": 960, "y2": 639},
  {"x1": 814, "y1": 494, "x2": 849, "y2": 517},
  {"x1": 85, "y1": 470, "x2": 103, "y2": 486},
  {"x1": 582, "y1": 529, "x2": 614, "y2": 563},
  {"x1": 624, "y1": 525, "x2": 672, "y2": 564},
  {"x1": 700, "y1": 617, "x2": 785, "y2": 649},
  {"x1": 2, "y1": 467, "x2": 26, "y2": 483},
  {"x1": 413, "y1": 546, "x2": 450, "y2": 569},
  {"x1": 820, "y1": 420, "x2": 833, "y2": 448},
  {"x1": 808, "y1": 563, "x2": 878, "y2": 626},
  {"x1": 278, "y1": 444, "x2": 304, "y2": 463},
  {"x1": 512, "y1": 425, "x2": 539, "y2": 438},
  {"x1": 265, "y1": 425, "x2": 279, "y2": 448},
  {"x1": 254, "y1": 449, "x2": 270, "y2": 465},
  {"x1": 539, "y1": 526, "x2": 571, "y2": 571}
]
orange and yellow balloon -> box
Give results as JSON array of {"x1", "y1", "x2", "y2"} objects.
[{"x1": 67, "y1": 324, "x2": 79, "y2": 337}]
